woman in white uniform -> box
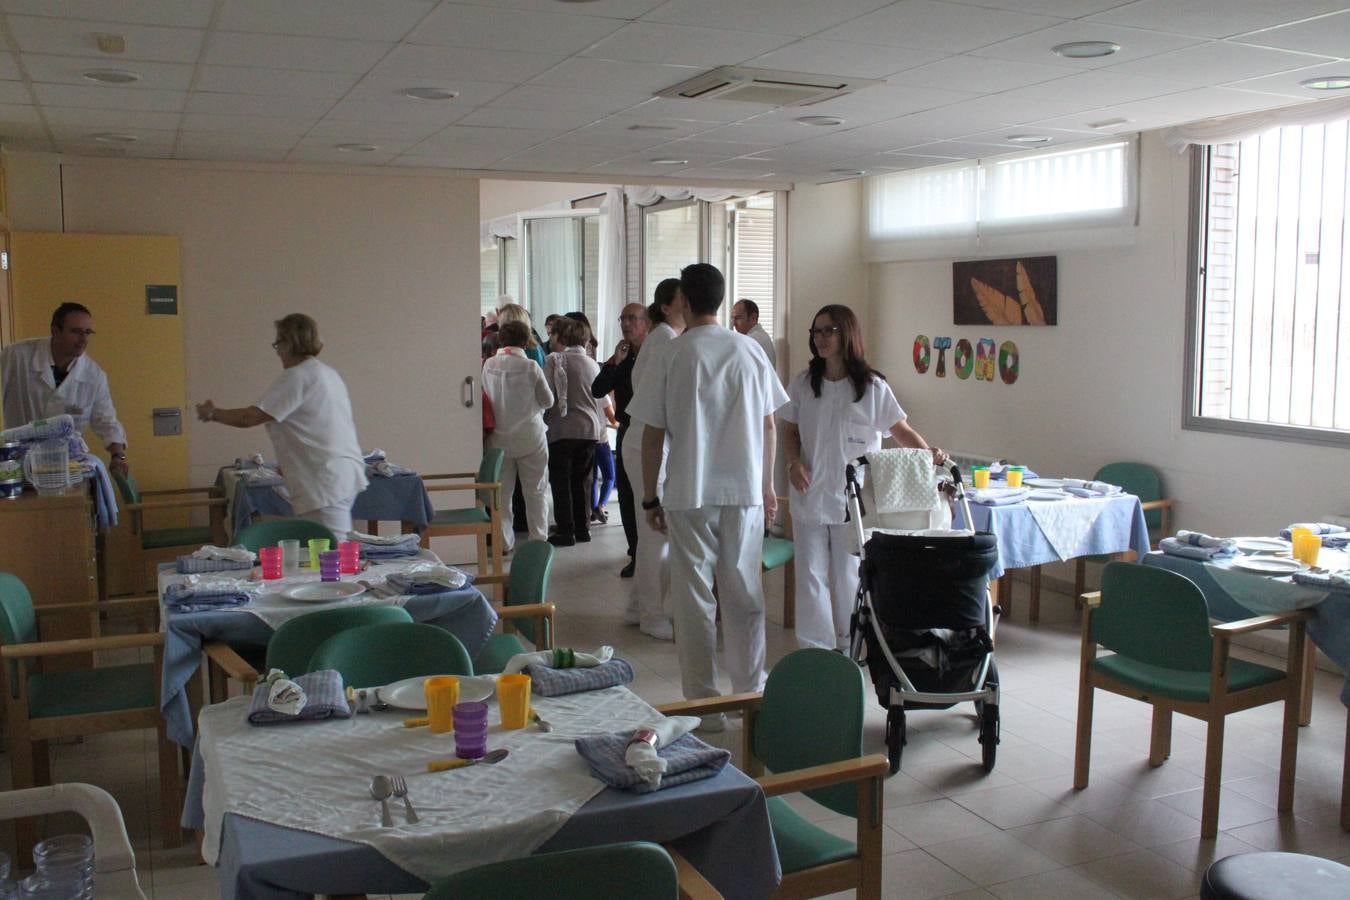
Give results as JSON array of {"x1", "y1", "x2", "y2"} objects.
[
  {"x1": 620, "y1": 278, "x2": 684, "y2": 640},
  {"x1": 780, "y1": 304, "x2": 946, "y2": 651},
  {"x1": 195, "y1": 314, "x2": 368, "y2": 536}
]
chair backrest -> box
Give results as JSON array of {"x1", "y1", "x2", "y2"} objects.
[
  {"x1": 0, "y1": 572, "x2": 38, "y2": 693},
  {"x1": 422, "y1": 841, "x2": 677, "y2": 900},
  {"x1": 504, "y1": 539, "x2": 553, "y2": 645},
  {"x1": 753, "y1": 648, "x2": 866, "y2": 818},
  {"x1": 266, "y1": 606, "x2": 414, "y2": 677},
  {"x1": 234, "y1": 518, "x2": 336, "y2": 553},
  {"x1": 477, "y1": 448, "x2": 505, "y2": 509},
  {"x1": 1095, "y1": 462, "x2": 1165, "y2": 529},
  {"x1": 1093, "y1": 562, "x2": 1213, "y2": 672},
  {"x1": 112, "y1": 471, "x2": 140, "y2": 505},
  {"x1": 308, "y1": 622, "x2": 473, "y2": 686}
]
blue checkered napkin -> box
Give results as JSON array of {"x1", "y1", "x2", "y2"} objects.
[
  {"x1": 162, "y1": 581, "x2": 253, "y2": 613},
  {"x1": 574, "y1": 732, "x2": 730, "y2": 793},
  {"x1": 176, "y1": 556, "x2": 254, "y2": 574},
  {"x1": 1291, "y1": 570, "x2": 1350, "y2": 592},
  {"x1": 247, "y1": 670, "x2": 353, "y2": 725},
  {"x1": 359, "y1": 534, "x2": 422, "y2": 560},
  {"x1": 1281, "y1": 523, "x2": 1350, "y2": 549},
  {"x1": 526, "y1": 658, "x2": 635, "y2": 697},
  {"x1": 1160, "y1": 537, "x2": 1236, "y2": 561}
]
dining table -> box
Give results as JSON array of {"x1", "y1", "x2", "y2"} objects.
[
  {"x1": 182, "y1": 684, "x2": 781, "y2": 899},
  {"x1": 215, "y1": 464, "x2": 436, "y2": 537},
  {"x1": 157, "y1": 551, "x2": 497, "y2": 748}
]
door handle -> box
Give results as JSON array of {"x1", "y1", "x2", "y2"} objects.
[{"x1": 462, "y1": 376, "x2": 475, "y2": 408}]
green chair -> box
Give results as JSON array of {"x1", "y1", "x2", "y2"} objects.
[
  {"x1": 1075, "y1": 563, "x2": 1306, "y2": 839},
  {"x1": 110, "y1": 471, "x2": 227, "y2": 595},
  {"x1": 308, "y1": 622, "x2": 473, "y2": 687},
  {"x1": 234, "y1": 518, "x2": 336, "y2": 554},
  {"x1": 424, "y1": 841, "x2": 680, "y2": 900},
  {"x1": 763, "y1": 497, "x2": 796, "y2": 627},
  {"x1": 473, "y1": 539, "x2": 556, "y2": 674},
  {"x1": 421, "y1": 449, "x2": 506, "y2": 590},
  {"x1": 661, "y1": 649, "x2": 889, "y2": 899},
  {"x1": 0, "y1": 573, "x2": 182, "y2": 861}
]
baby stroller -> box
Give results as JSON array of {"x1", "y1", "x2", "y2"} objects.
[{"x1": 845, "y1": 455, "x2": 1000, "y2": 774}]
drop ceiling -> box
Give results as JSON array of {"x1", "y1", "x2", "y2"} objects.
[{"x1": 0, "y1": 0, "x2": 1347, "y2": 184}]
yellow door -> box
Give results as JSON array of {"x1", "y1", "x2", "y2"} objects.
[{"x1": 7, "y1": 232, "x2": 188, "y2": 492}]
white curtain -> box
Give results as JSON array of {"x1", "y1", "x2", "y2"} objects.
[
  {"x1": 525, "y1": 217, "x2": 580, "y2": 323},
  {"x1": 624, "y1": 185, "x2": 761, "y2": 207},
  {"x1": 479, "y1": 214, "x2": 518, "y2": 251},
  {"x1": 595, "y1": 187, "x2": 625, "y2": 359},
  {"x1": 1163, "y1": 96, "x2": 1350, "y2": 152}
]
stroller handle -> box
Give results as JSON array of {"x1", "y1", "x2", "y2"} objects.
[
  {"x1": 846, "y1": 455, "x2": 974, "y2": 536},
  {"x1": 848, "y1": 454, "x2": 964, "y2": 484}
]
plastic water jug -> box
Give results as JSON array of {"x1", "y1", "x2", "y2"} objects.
[{"x1": 22, "y1": 440, "x2": 71, "y2": 496}]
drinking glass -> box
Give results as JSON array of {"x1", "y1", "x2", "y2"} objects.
[
  {"x1": 1294, "y1": 533, "x2": 1321, "y2": 566},
  {"x1": 278, "y1": 539, "x2": 301, "y2": 574},
  {"x1": 307, "y1": 538, "x2": 331, "y2": 569},
  {"x1": 452, "y1": 701, "x2": 489, "y2": 759},
  {"x1": 425, "y1": 676, "x2": 460, "y2": 733},
  {"x1": 318, "y1": 550, "x2": 341, "y2": 582},
  {"x1": 258, "y1": 547, "x2": 283, "y2": 580},
  {"x1": 496, "y1": 674, "x2": 531, "y2": 730},
  {"x1": 1005, "y1": 466, "x2": 1025, "y2": 488},
  {"x1": 972, "y1": 466, "x2": 990, "y2": 489},
  {"x1": 338, "y1": 540, "x2": 361, "y2": 574}
]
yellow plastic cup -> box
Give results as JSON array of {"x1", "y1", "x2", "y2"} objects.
[
  {"x1": 425, "y1": 676, "x2": 460, "y2": 734},
  {"x1": 496, "y1": 674, "x2": 531, "y2": 730},
  {"x1": 972, "y1": 467, "x2": 990, "y2": 489},
  {"x1": 1293, "y1": 533, "x2": 1321, "y2": 566},
  {"x1": 1005, "y1": 467, "x2": 1024, "y2": 488},
  {"x1": 307, "y1": 537, "x2": 331, "y2": 569},
  {"x1": 1289, "y1": 527, "x2": 1312, "y2": 548}
]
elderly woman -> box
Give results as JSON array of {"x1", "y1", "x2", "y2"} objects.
[
  {"x1": 196, "y1": 313, "x2": 368, "y2": 536},
  {"x1": 543, "y1": 316, "x2": 606, "y2": 547}
]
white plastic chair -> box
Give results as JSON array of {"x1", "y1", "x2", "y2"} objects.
[{"x1": 0, "y1": 784, "x2": 145, "y2": 898}]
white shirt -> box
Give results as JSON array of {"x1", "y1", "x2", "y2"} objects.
[
  {"x1": 1, "y1": 337, "x2": 127, "y2": 446},
  {"x1": 482, "y1": 347, "x2": 553, "y2": 456},
  {"x1": 256, "y1": 357, "x2": 368, "y2": 514},
  {"x1": 628, "y1": 325, "x2": 788, "y2": 511},
  {"x1": 628, "y1": 322, "x2": 678, "y2": 399},
  {"x1": 780, "y1": 373, "x2": 905, "y2": 525},
  {"x1": 746, "y1": 323, "x2": 776, "y2": 370}
]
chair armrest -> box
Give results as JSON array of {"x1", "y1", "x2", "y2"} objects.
[
  {"x1": 1080, "y1": 590, "x2": 1101, "y2": 609},
  {"x1": 423, "y1": 482, "x2": 500, "y2": 493},
  {"x1": 126, "y1": 497, "x2": 227, "y2": 512},
  {"x1": 473, "y1": 575, "x2": 510, "y2": 587},
  {"x1": 1140, "y1": 498, "x2": 1174, "y2": 511},
  {"x1": 495, "y1": 603, "x2": 555, "y2": 622},
  {"x1": 656, "y1": 693, "x2": 763, "y2": 718},
  {"x1": 757, "y1": 754, "x2": 890, "y2": 798},
  {"x1": 1212, "y1": 609, "x2": 1313, "y2": 636},
  {"x1": 667, "y1": 847, "x2": 722, "y2": 900},
  {"x1": 421, "y1": 471, "x2": 478, "y2": 480},
  {"x1": 0, "y1": 632, "x2": 164, "y2": 660},
  {"x1": 140, "y1": 487, "x2": 219, "y2": 497},
  {"x1": 205, "y1": 642, "x2": 261, "y2": 685},
  {"x1": 37, "y1": 596, "x2": 160, "y2": 617}
]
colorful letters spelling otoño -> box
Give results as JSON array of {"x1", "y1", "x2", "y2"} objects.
[{"x1": 914, "y1": 335, "x2": 1019, "y2": 385}]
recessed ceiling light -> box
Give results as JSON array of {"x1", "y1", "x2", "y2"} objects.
[
  {"x1": 627, "y1": 124, "x2": 677, "y2": 131},
  {"x1": 1052, "y1": 40, "x2": 1120, "y2": 59},
  {"x1": 1301, "y1": 75, "x2": 1350, "y2": 90},
  {"x1": 1006, "y1": 134, "x2": 1052, "y2": 144},
  {"x1": 91, "y1": 132, "x2": 138, "y2": 144},
  {"x1": 1087, "y1": 116, "x2": 1131, "y2": 129},
  {"x1": 335, "y1": 143, "x2": 378, "y2": 152},
  {"x1": 828, "y1": 169, "x2": 865, "y2": 177},
  {"x1": 402, "y1": 87, "x2": 458, "y2": 101},
  {"x1": 650, "y1": 158, "x2": 687, "y2": 165},
  {"x1": 83, "y1": 69, "x2": 141, "y2": 84},
  {"x1": 796, "y1": 115, "x2": 844, "y2": 126},
  {"x1": 94, "y1": 33, "x2": 125, "y2": 55}
]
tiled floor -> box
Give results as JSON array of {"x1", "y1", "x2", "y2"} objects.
[{"x1": 5, "y1": 512, "x2": 1348, "y2": 898}]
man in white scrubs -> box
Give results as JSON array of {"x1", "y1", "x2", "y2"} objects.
[
  {"x1": 195, "y1": 314, "x2": 367, "y2": 536},
  {"x1": 628, "y1": 264, "x2": 788, "y2": 728},
  {"x1": 731, "y1": 299, "x2": 776, "y2": 370},
  {"x1": 2, "y1": 303, "x2": 129, "y2": 477}
]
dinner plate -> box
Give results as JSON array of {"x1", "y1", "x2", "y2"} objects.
[
  {"x1": 1027, "y1": 489, "x2": 1067, "y2": 501},
  {"x1": 1229, "y1": 556, "x2": 1305, "y2": 575},
  {"x1": 379, "y1": 674, "x2": 496, "y2": 710},
  {"x1": 280, "y1": 581, "x2": 365, "y2": 603},
  {"x1": 1233, "y1": 537, "x2": 1293, "y2": 555},
  {"x1": 1025, "y1": 478, "x2": 1064, "y2": 489}
]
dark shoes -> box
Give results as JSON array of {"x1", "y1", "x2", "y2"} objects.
[
  {"x1": 590, "y1": 508, "x2": 608, "y2": 524},
  {"x1": 576, "y1": 532, "x2": 591, "y2": 543},
  {"x1": 620, "y1": 558, "x2": 635, "y2": 578},
  {"x1": 548, "y1": 534, "x2": 575, "y2": 547}
]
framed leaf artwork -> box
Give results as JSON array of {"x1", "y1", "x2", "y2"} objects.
[{"x1": 953, "y1": 256, "x2": 1057, "y2": 326}]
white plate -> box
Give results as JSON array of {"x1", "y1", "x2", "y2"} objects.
[
  {"x1": 1027, "y1": 489, "x2": 1067, "y2": 501},
  {"x1": 1229, "y1": 556, "x2": 1305, "y2": 575},
  {"x1": 280, "y1": 581, "x2": 365, "y2": 603},
  {"x1": 378, "y1": 674, "x2": 497, "y2": 710},
  {"x1": 1025, "y1": 478, "x2": 1064, "y2": 489},
  {"x1": 1233, "y1": 537, "x2": 1293, "y2": 555}
]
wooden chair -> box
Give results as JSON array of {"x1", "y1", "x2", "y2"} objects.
[
  {"x1": 1075, "y1": 563, "x2": 1306, "y2": 839},
  {"x1": 308, "y1": 622, "x2": 474, "y2": 685},
  {"x1": 764, "y1": 496, "x2": 796, "y2": 629},
  {"x1": 109, "y1": 471, "x2": 227, "y2": 596},
  {"x1": 0, "y1": 573, "x2": 182, "y2": 862},
  {"x1": 660, "y1": 648, "x2": 889, "y2": 899},
  {"x1": 233, "y1": 518, "x2": 335, "y2": 553},
  {"x1": 421, "y1": 449, "x2": 505, "y2": 592},
  {"x1": 472, "y1": 538, "x2": 557, "y2": 674}
]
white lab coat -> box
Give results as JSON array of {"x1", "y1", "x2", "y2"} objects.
[
  {"x1": 745, "y1": 323, "x2": 776, "y2": 371},
  {"x1": 1, "y1": 337, "x2": 127, "y2": 447}
]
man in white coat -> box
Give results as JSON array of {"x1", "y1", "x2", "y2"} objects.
[
  {"x1": 731, "y1": 299, "x2": 776, "y2": 370},
  {"x1": 1, "y1": 302, "x2": 129, "y2": 477},
  {"x1": 628, "y1": 263, "x2": 788, "y2": 730}
]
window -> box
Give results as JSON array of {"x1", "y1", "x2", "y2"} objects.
[
  {"x1": 479, "y1": 243, "x2": 500, "y2": 314},
  {"x1": 725, "y1": 194, "x2": 776, "y2": 337},
  {"x1": 1186, "y1": 120, "x2": 1350, "y2": 445},
  {"x1": 521, "y1": 213, "x2": 600, "y2": 326},
  {"x1": 642, "y1": 200, "x2": 701, "y2": 303}
]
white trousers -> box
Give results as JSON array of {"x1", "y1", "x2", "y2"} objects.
[
  {"x1": 667, "y1": 505, "x2": 767, "y2": 701},
  {"x1": 297, "y1": 498, "x2": 355, "y2": 538},
  {"x1": 621, "y1": 425, "x2": 670, "y2": 628},
  {"x1": 498, "y1": 446, "x2": 550, "y2": 550},
  {"x1": 792, "y1": 519, "x2": 860, "y2": 651}
]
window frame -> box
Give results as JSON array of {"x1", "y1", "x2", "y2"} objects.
[
  {"x1": 517, "y1": 208, "x2": 600, "y2": 320},
  {"x1": 1182, "y1": 145, "x2": 1350, "y2": 449}
]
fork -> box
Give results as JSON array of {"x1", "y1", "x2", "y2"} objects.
[{"x1": 391, "y1": 774, "x2": 419, "y2": 824}]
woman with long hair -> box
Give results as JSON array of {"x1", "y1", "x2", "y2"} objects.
[{"x1": 780, "y1": 304, "x2": 947, "y2": 651}]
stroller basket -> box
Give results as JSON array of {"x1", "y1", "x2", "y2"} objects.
[{"x1": 862, "y1": 531, "x2": 998, "y2": 631}]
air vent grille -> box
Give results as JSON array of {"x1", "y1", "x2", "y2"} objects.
[{"x1": 657, "y1": 66, "x2": 879, "y2": 107}]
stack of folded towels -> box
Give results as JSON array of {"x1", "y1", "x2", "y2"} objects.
[
  {"x1": 1062, "y1": 478, "x2": 1123, "y2": 498},
  {"x1": 1160, "y1": 530, "x2": 1238, "y2": 561},
  {"x1": 1291, "y1": 570, "x2": 1350, "y2": 591},
  {"x1": 1281, "y1": 523, "x2": 1350, "y2": 549},
  {"x1": 177, "y1": 545, "x2": 255, "y2": 574},
  {"x1": 503, "y1": 646, "x2": 635, "y2": 697},
  {"x1": 247, "y1": 668, "x2": 352, "y2": 725},
  {"x1": 348, "y1": 530, "x2": 421, "y2": 560},
  {"x1": 384, "y1": 562, "x2": 471, "y2": 595},
  {"x1": 364, "y1": 449, "x2": 413, "y2": 478},
  {"x1": 968, "y1": 486, "x2": 1028, "y2": 506},
  {"x1": 162, "y1": 576, "x2": 259, "y2": 613},
  {"x1": 574, "y1": 715, "x2": 730, "y2": 793},
  {"x1": 0, "y1": 414, "x2": 88, "y2": 460}
]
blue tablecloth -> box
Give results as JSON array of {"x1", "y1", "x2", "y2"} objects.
[
  {"x1": 954, "y1": 492, "x2": 1151, "y2": 578},
  {"x1": 216, "y1": 468, "x2": 435, "y2": 535}
]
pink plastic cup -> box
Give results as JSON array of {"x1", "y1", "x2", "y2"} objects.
[
  {"x1": 259, "y1": 546, "x2": 283, "y2": 580},
  {"x1": 338, "y1": 540, "x2": 361, "y2": 574}
]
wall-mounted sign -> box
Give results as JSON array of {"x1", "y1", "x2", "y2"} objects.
[
  {"x1": 912, "y1": 335, "x2": 1020, "y2": 385},
  {"x1": 953, "y1": 256, "x2": 1057, "y2": 326},
  {"x1": 146, "y1": 284, "x2": 178, "y2": 315}
]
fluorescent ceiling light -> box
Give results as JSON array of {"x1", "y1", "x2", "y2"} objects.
[
  {"x1": 1052, "y1": 41, "x2": 1120, "y2": 59},
  {"x1": 83, "y1": 69, "x2": 141, "y2": 84},
  {"x1": 402, "y1": 87, "x2": 458, "y2": 101},
  {"x1": 336, "y1": 143, "x2": 378, "y2": 152},
  {"x1": 1301, "y1": 75, "x2": 1350, "y2": 90},
  {"x1": 828, "y1": 168, "x2": 865, "y2": 176},
  {"x1": 650, "y1": 158, "x2": 687, "y2": 165},
  {"x1": 91, "y1": 132, "x2": 138, "y2": 143},
  {"x1": 1088, "y1": 117, "x2": 1131, "y2": 129},
  {"x1": 796, "y1": 115, "x2": 844, "y2": 126},
  {"x1": 1006, "y1": 134, "x2": 1052, "y2": 144}
]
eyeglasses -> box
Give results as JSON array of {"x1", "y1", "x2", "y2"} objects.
[
  {"x1": 271, "y1": 340, "x2": 283, "y2": 349},
  {"x1": 808, "y1": 325, "x2": 841, "y2": 338},
  {"x1": 64, "y1": 328, "x2": 96, "y2": 337}
]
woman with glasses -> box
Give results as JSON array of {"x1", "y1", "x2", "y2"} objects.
[
  {"x1": 195, "y1": 313, "x2": 367, "y2": 536},
  {"x1": 780, "y1": 304, "x2": 947, "y2": 651}
]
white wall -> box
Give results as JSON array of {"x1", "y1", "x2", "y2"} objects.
[
  {"x1": 867, "y1": 131, "x2": 1349, "y2": 535},
  {"x1": 787, "y1": 179, "x2": 868, "y2": 378},
  {"x1": 478, "y1": 179, "x2": 602, "y2": 221}
]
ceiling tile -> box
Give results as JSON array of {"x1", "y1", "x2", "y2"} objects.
[
  {"x1": 409, "y1": 3, "x2": 626, "y2": 55},
  {"x1": 185, "y1": 92, "x2": 334, "y2": 118},
  {"x1": 971, "y1": 21, "x2": 1203, "y2": 68},
  {"x1": 1105, "y1": 40, "x2": 1335, "y2": 84},
  {"x1": 589, "y1": 113, "x2": 730, "y2": 138},
  {"x1": 34, "y1": 82, "x2": 184, "y2": 111},
  {"x1": 695, "y1": 119, "x2": 831, "y2": 145},
  {"x1": 1234, "y1": 10, "x2": 1350, "y2": 58},
  {"x1": 1103, "y1": 85, "x2": 1295, "y2": 128},
  {"x1": 752, "y1": 84, "x2": 980, "y2": 128},
  {"x1": 0, "y1": 1, "x2": 216, "y2": 28},
  {"x1": 175, "y1": 145, "x2": 290, "y2": 162},
  {"x1": 745, "y1": 40, "x2": 947, "y2": 81},
  {"x1": 580, "y1": 22, "x2": 795, "y2": 67},
  {"x1": 218, "y1": 0, "x2": 437, "y2": 41},
  {"x1": 1003, "y1": 68, "x2": 1191, "y2": 105},
  {"x1": 0, "y1": 54, "x2": 20, "y2": 80},
  {"x1": 21, "y1": 54, "x2": 195, "y2": 90},
  {"x1": 43, "y1": 106, "x2": 182, "y2": 130},
  {"x1": 179, "y1": 112, "x2": 314, "y2": 136},
  {"x1": 391, "y1": 152, "x2": 500, "y2": 169},
  {"x1": 533, "y1": 58, "x2": 705, "y2": 95},
  {"x1": 0, "y1": 81, "x2": 30, "y2": 104},
  {"x1": 287, "y1": 145, "x2": 405, "y2": 165},
  {"x1": 818, "y1": 1, "x2": 1064, "y2": 53},
  {"x1": 6, "y1": 16, "x2": 205, "y2": 63},
  {"x1": 888, "y1": 54, "x2": 1075, "y2": 93},
  {"x1": 961, "y1": 125, "x2": 1114, "y2": 144},
  {"x1": 371, "y1": 44, "x2": 564, "y2": 84},
  {"x1": 60, "y1": 140, "x2": 174, "y2": 159},
  {"x1": 1088, "y1": 0, "x2": 1350, "y2": 40},
  {"x1": 305, "y1": 118, "x2": 454, "y2": 143},
  {"x1": 457, "y1": 105, "x2": 602, "y2": 131},
  {"x1": 1224, "y1": 60, "x2": 1350, "y2": 97},
  {"x1": 898, "y1": 138, "x2": 1026, "y2": 156},
  {"x1": 323, "y1": 96, "x2": 470, "y2": 126},
  {"x1": 344, "y1": 76, "x2": 510, "y2": 108},
  {"x1": 943, "y1": 1, "x2": 1133, "y2": 14},
  {"x1": 642, "y1": 0, "x2": 897, "y2": 38},
  {"x1": 618, "y1": 96, "x2": 768, "y2": 123},
  {"x1": 0, "y1": 102, "x2": 42, "y2": 125},
  {"x1": 175, "y1": 130, "x2": 298, "y2": 151},
  {"x1": 468, "y1": 0, "x2": 667, "y2": 18},
  {"x1": 650, "y1": 137, "x2": 777, "y2": 158},
  {"x1": 194, "y1": 66, "x2": 361, "y2": 98},
  {"x1": 413, "y1": 125, "x2": 559, "y2": 154},
  {"x1": 489, "y1": 83, "x2": 648, "y2": 115},
  {"x1": 205, "y1": 32, "x2": 391, "y2": 74}
]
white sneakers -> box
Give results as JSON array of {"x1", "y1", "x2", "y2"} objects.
[{"x1": 639, "y1": 618, "x2": 674, "y2": 642}]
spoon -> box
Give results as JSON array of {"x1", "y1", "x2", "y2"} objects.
[
  {"x1": 427, "y1": 747, "x2": 509, "y2": 773},
  {"x1": 370, "y1": 775, "x2": 394, "y2": 826}
]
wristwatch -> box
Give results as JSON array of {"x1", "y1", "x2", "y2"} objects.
[{"x1": 641, "y1": 497, "x2": 661, "y2": 511}]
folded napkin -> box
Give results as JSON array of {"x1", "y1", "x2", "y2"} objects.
[
  {"x1": 503, "y1": 645, "x2": 613, "y2": 675},
  {"x1": 362, "y1": 449, "x2": 413, "y2": 478},
  {"x1": 240, "y1": 467, "x2": 283, "y2": 486},
  {"x1": 968, "y1": 487, "x2": 1029, "y2": 506},
  {"x1": 1, "y1": 414, "x2": 75, "y2": 445},
  {"x1": 989, "y1": 463, "x2": 1039, "y2": 479},
  {"x1": 624, "y1": 716, "x2": 700, "y2": 788},
  {"x1": 247, "y1": 669, "x2": 352, "y2": 725},
  {"x1": 163, "y1": 576, "x2": 259, "y2": 613},
  {"x1": 234, "y1": 453, "x2": 268, "y2": 469},
  {"x1": 528, "y1": 658, "x2": 635, "y2": 697},
  {"x1": 575, "y1": 729, "x2": 730, "y2": 793},
  {"x1": 193, "y1": 545, "x2": 256, "y2": 563},
  {"x1": 1160, "y1": 536, "x2": 1237, "y2": 561},
  {"x1": 1174, "y1": 530, "x2": 1235, "y2": 549},
  {"x1": 1062, "y1": 478, "x2": 1123, "y2": 498},
  {"x1": 1281, "y1": 523, "x2": 1350, "y2": 549},
  {"x1": 349, "y1": 531, "x2": 422, "y2": 559},
  {"x1": 1290, "y1": 570, "x2": 1350, "y2": 592},
  {"x1": 384, "y1": 563, "x2": 471, "y2": 595},
  {"x1": 177, "y1": 556, "x2": 253, "y2": 574},
  {"x1": 866, "y1": 448, "x2": 940, "y2": 514}
]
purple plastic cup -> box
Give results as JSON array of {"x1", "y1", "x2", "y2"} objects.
[
  {"x1": 318, "y1": 550, "x2": 341, "y2": 582},
  {"x1": 453, "y1": 701, "x2": 489, "y2": 759}
]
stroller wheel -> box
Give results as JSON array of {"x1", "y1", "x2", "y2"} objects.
[
  {"x1": 978, "y1": 704, "x2": 999, "y2": 772},
  {"x1": 885, "y1": 708, "x2": 906, "y2": 775}
]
